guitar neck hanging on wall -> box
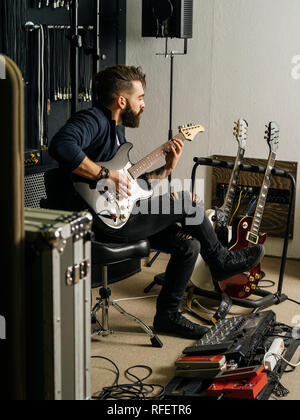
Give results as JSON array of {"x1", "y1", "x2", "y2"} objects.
[
  {"x1": 1, "y1": 0, "x2": 101, "y2": 152},
  {"x1": 25, "y1": 23, "x2": 94, "y2": 149},
  {"x1": 0, "y1": 0, "x2": 27, "y2": 78}
]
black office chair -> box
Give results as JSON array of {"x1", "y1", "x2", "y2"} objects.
[{"x1": 91, "y1": 238, "x2": 163, "y2": 348}]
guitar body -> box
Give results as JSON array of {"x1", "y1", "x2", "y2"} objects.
[
  {"x1": 217, "y1": 215, "x2": 267, "y2": 299},
  {"x1": 73, "y1": 143, "x2": 153, "y2": 229}
]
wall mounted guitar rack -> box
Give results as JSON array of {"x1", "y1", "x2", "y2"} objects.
[{"x1": 190, "y1": 157, "x2": 296, "y2": 311}]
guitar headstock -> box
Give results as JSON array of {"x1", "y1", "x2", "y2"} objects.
[
  {"x1": 265, "y1": 121, "x2": 280, "y2": 153},
  {"x1": 179, "y1": 123, "x2": 205, "y2": 142},
  {"x1": 233, "y1": 119, "x2": 248, "y2": 150}
]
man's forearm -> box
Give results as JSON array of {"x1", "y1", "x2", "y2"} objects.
[
  {"x1": 72, "y1": 156, "x2": 102, "y2": 181},
  {"x1": 145, "y1": 165, "x2": 171, "y2": 184}
]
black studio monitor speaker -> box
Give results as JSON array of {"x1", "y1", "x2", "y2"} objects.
[{"x1": 142, "y1": 0, "x2": 193, "y2": 39}]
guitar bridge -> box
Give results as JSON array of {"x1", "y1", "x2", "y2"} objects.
[{"x1": 246, "y1": 231, "x2": 259, "y2": 245}]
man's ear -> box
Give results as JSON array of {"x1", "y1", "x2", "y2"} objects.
[{"x1": 116, "y1": 95, "x2": 127, "y2": 110}]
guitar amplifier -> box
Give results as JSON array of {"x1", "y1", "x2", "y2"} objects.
[{"x1": 24, "y1": 208, "x2": 93, "y2": 400}]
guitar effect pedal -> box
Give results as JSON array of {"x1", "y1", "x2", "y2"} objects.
[
  {"x1": 175, "y1": 355, "x2": 226, "y2": 379},
  {"x1": 206, "y1": 372, "x2": 268, "y2": 400}
]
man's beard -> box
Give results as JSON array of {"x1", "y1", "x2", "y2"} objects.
[{"x1": 122, "y1": 101, "x2": 143, "y2": 128}]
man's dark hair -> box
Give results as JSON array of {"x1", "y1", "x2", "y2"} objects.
[{"x1": 94, "y1": 65, "x2": 146, "y2": 107}]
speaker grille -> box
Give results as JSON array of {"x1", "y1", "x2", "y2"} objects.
[
  {"x1": 182, "y1": 0, "x2": 193, "y2": 38},
  {"x1": 24, "y1": 172, "x2": 47, "y2": 208}
]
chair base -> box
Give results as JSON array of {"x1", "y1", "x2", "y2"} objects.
[{"x1": 91, "y1": 291, "x2": 163, "y2": 348}]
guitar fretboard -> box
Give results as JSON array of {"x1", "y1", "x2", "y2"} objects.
[
  {"x1": 251, "y1": 151, "x2": 277, "y2": 236},
  {"x1": 128, "y1": 133, "x2": 185, "y2": 179},
  {"x1": 222, "y1": 147, "x2": 245, "y2": 223}
]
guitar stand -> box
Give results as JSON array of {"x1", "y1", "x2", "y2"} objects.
[{"x1": 190, "y1": 157, "x2": 296, "y2": 311}]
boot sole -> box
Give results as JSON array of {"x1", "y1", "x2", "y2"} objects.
[{"x1": 153, "y1": 324, "x2": 209, "y2": 340}]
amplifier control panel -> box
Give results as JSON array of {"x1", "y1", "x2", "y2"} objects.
[{"x1": 25, "y1": 149, "x2": 41, "y2": 167}]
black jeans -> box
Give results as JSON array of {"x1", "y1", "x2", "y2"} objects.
[{"x1": 93, "y1": 191, "x2": 226, "y2": 315}]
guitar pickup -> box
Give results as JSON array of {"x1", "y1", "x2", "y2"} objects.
[
  {"x1": 246, "y1": 232, "x2": 259, "y2": 245},
  {"x1": 99, "y1": 190, "x2": 115, "y2": 204}
]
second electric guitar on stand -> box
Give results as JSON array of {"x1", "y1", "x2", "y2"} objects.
[
  {"x1": 190, "y1": 119, "x2": 248, "y2": 292},
  {"x1": 216, "y1": 121, "x2": 280, "y2": 299}
]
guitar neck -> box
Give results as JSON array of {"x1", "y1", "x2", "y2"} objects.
[
  {"x1": 221, "y1": 146, "x2": 245, "y2": 222},
  {"x1": 128, "y1": 133, "x2": 185, "y2": 179},
  {"x1": 250, "y1": 151, "x2": 277, "y2": 236}
]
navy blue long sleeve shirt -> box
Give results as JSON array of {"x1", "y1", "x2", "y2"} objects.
[
  {"x1": 49, "y1": 104, "x2": 126, "y2": 172},
  {"x1": 48, "y1": 104, "x2": 127, "y2": 211}
]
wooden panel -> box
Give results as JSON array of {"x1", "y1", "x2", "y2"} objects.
[{"x1": 212, "y1": 155, "x2": 297, "y2": 238}]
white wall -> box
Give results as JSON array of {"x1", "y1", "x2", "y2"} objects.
[{"x1": 126, "y1": 0, "x2": 300, "y2": 259}]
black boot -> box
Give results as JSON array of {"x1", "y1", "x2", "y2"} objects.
[
  {"x1": 209, "y1": 244, "x2": 265, "y2": 282},
  {"x1": 153, "y1": 311, "x2": 209, "y2": 339},
  {"x1": 188, "y1": 214, "x2": 265, "y2": 283}
]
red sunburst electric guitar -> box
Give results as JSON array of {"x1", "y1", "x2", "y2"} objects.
[{"x1": 217, "y1": 121, "x2": 280, "y2": 299}]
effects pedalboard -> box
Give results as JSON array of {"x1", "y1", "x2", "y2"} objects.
[
  {"x1": 182, "y1": 310, "x2": 276, "y2": 365},
  {"x1": 165, "y1": 310, "x2": 288, "y2": 400}
]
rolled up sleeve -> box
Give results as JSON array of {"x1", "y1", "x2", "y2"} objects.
[{"x1": 49, "y1": 110, "x2": 100, "y2": 171}]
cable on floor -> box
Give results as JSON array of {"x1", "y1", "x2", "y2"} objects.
[{"x1": 91, "y1": 356, "x2": 165, "y2": 400}]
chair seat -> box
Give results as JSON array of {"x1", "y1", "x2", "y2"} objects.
[{"x1": 92, "y1": 239, "x2": 150, "y2": 265}]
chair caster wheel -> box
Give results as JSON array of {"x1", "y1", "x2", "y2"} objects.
[{"x1": 151, "y1": 335, "x2": 163, "y2": 348}]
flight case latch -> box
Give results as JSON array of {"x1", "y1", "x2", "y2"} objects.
[{"x1": 66, "y1": 260, "x2": 90, "y2": 286}]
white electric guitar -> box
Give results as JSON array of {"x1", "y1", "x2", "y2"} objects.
[
  {"x1": 73, "y1": 124, "x2": 205, "y2": 229},
  {"x1": 190, "y1": 119, "x2": 248, "y2": 291}
]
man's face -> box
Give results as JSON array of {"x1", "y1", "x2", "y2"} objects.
[{"x1": 121, "y1": 80, "x2": 145, "y2": 128}]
